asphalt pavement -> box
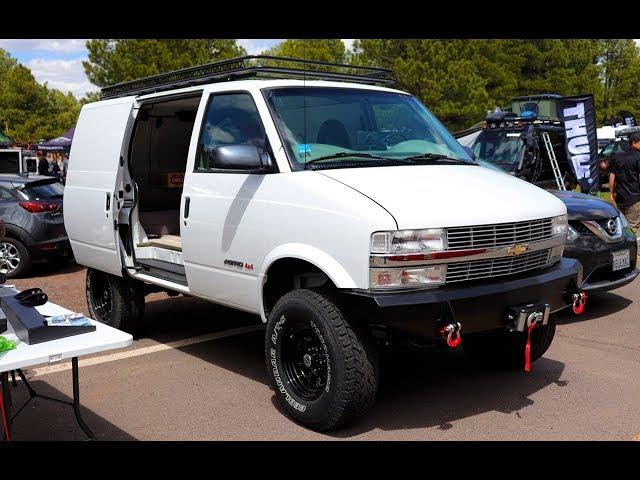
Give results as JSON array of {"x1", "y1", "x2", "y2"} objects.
[{"x1": 5, "y1": 262, "x2": 640, "y2": 440}]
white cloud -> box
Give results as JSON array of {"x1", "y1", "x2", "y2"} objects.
[
  {"x1": 0, "y1": 39, "x2": 88, "y2": 54},
  {"x1": 25, "y1": 58, "x2": 98, "y2": 98},
  {"x1": 238, "y1": 39, "x2": 282, "y2": 55}
]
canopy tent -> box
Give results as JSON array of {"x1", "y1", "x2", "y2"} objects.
[{"x1": 36, "y1": 126, "x2": 75, "y2": 151}]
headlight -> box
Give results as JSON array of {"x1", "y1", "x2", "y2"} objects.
[
  {"x1": 370, "y1": 265, "x2": 447, "y2": 290},
  {"x1": 567, "y1": 224, "x2": 580, "y2": 241},
  {"x1": 370, "y1": 228, "x2": 446, "y2": 254},
  {"x1": 619, "y1": 213, "x2": 629, "y2": 228},
  {"x1": 552, "y1": 214, "x2": 568, "y2": 236}
]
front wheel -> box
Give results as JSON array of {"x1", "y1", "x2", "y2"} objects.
[
  {"x1": 464, "y1": 314, "x2": 557, "y2": 369},
  {"x1": 86, "y1": 268, "x2": 145, "y2": 334},
  {"x1": 265, "y1": 289, "x2": 378, "y2": 431},
  {"x1": 0, "y1": 237, "x2": 30, "y2": 278}
]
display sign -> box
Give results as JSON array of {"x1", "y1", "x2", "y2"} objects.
[{"x1": 560, "y1": 95, "x2": 599, "y2": 194}]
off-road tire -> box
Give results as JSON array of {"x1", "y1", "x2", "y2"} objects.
[
  {"x1": 463, "y1": 314, "x2": 556, "y2": 369},
  {"x1": 0, "y1": 237, "x2": 30, "y2": 278},
  {"x1": 86, "y1": 268, "x2": 145, "y2": 335},
  {"x1": 265, "y1": 289, "x2": 378, "y2": 431}
]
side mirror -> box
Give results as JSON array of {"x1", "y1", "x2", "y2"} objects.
[
  {"x1": 213, "y1": 144, "x2": 272, "y2": 172},
  {"x1": 463, "y1": 146, "x2": 476, "y2": 162}
]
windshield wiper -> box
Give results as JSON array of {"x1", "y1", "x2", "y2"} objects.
[
  {"x1": 303, "y1": 153, "x2": 410, "y2": 168},
  {"x1": 401, "y1": 153, "x2": 470, "y2": 164}
]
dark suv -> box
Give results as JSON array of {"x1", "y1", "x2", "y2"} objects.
[{"x1": 0, "y1": 174, "x2": 71, "y2": 277}]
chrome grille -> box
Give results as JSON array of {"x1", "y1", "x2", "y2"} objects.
[
  {"x1": 445, "y1": 249, "x2": 552, "y2": 283},
  {"x1": 446, "y1": 218, "x2": 554, "y2": 251}
]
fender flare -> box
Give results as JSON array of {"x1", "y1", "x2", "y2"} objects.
[
  {"x1": 257, "y1": 243, "x2": 359, "y2": 322},
  {"x1": 2, "y1": 223, "x2": 34, "y2": 246}
]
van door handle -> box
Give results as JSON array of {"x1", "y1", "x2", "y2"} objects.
[
  {"x1": 184, "y1": 196, "x2": 190, "y2": 219},
  {"x1": 105, "y1": 193, "x2": 111, "y2": 212}
]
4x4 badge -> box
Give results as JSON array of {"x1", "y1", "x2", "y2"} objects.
[{"x1": 507, "y1": 244, "x2": 529, "y2": 256}]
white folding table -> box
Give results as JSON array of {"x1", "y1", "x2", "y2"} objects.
[{"x1": 0, "y1": 291, "x2": 132, "y2": 440}]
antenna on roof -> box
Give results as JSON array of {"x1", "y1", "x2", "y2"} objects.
[{"x1": 100, "y1": 55, "x2": 395, "y2": 100}]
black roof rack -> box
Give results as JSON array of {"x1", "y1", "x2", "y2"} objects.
[
  {"x1": 101, "y1": 55, "x2": 395, "y2": 100},
  {"x1": 511, "y1": 93, "x2": 562, "y2": 101}
]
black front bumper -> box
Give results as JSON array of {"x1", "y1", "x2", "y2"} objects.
[
  {"x1": 564, "y1": 228, "x2": 638, "y2": 293},
  {"x1": 340, "y1": 258, "x2": 582, "y2": 339}
]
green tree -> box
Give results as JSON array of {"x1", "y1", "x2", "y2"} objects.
[
  {"x1": 354, "y1": 40, "x2": 495, "y2": 130},
  {"x1": 353, "y1": 39, "x2": 611, "y2": 130},
  {"x1": 263, "y1": 39, "x2": 347, "y2": 65},
  {"x1": 83, "y1": 39, "x2": 246, "y2": 87},
  {"x1": 597, "y1": 39, "x2": 640, "y2": 123},
  {"x1": 0, "y1": 50, "x2": 81, "y2": 144}
]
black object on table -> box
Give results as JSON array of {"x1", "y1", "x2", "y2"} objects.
[
  {"x1": 0, "y1": 358, "x2": 96, "y2": 440},
  {"x1": 0, "y1": 288, "x2": 95, "y2": 345}
]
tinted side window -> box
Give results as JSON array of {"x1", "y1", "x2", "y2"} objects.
[{"x1": 195, "y1": 93, "x2": 266, "y2": 171}]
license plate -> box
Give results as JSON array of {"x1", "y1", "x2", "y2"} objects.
[{"x1": 612, "y1": 250, "x2": 630, "y2": 271}]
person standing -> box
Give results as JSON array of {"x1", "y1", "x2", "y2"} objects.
[
  {"x1": 37, "y1": 151, "x2": 49, "y2": 176},
  {"x1": 610, "y1": 131, "x2": 640, "y2": 253},
  {"x1": 61, "y1": 154, "x2": 69, "y2": 184}
]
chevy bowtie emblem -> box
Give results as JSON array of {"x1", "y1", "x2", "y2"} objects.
[{"x1": 507, "y1": 244, "x2": 529, "y2": 256}]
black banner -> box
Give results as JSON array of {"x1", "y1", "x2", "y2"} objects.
[{"x1": 560, "y1": 95, "x2": 599, "y2": 194}]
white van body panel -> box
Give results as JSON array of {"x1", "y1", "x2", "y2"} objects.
[
  {"x1": 180, "y1": 84, "x2": 397, "y2": 311},
  {"x1": 320, "y1": 165, "x2": 567, "y2": 230},
  {"x1": 67, "y1": 79, "x2": 568, "y2": 320},
  {"x1": 65, "y1": 97, "x2": 136, "y2": 276}
]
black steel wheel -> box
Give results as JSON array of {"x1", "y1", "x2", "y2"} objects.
[
  {"x1": 281, "y1": 319, "x2": 328, "y2": 401},
  {"x1": 86, "y1": 268, "x2": 145, "y2": 334},
  {"x1": 265, "y1": 289, "x2": 378, "y2": 431}
]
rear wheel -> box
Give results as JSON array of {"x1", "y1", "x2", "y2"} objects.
[
  {"x1": 464, "y1": 314, "x2": 556, "y2": 369},
  {"x1": 265, "y1": 289, "x2": 378, "y2": 431},
  {"x1": 0, "y1": 237, "x2": 30, "y2": 278},
  {"x1": 86, "y1": 268, "x2": 145, "y2": 334}
]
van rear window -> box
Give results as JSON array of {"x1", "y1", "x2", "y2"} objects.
[{"x1": 23, "y1": 180, "x2": 64, "y2": 199}]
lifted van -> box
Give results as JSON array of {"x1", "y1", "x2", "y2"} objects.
[{"x1": 65, "y1": 56, "x2": 582, "y2": 431}]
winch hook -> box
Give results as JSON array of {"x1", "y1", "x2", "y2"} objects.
[
  {"x1": 572, "y1": 292, "x2": 587, "y2": 315},
  {"x1": 441, "y1": 322, "x2": 462, "y2": 348}
]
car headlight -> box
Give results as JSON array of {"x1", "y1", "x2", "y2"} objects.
[
  {"x1": 370, "y1": 228, "x2": 446, "y2": 254},
  {"x1": 567, "y1": 224, "x2": 580, "y2": 241},
  {"x1": 552, "y1": 214, "x2": 568, "y2": 236},
  {"x1": 619, "y1": 212, "x2": 629, "y2": 228},
  {"x1": 370, "y1": 265, "x2": 447, "y2": 290}
]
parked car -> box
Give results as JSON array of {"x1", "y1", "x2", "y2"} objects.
[
  {"x1": 473, "y1": 159, "x2": 639, "y2": 294},
  {"x1": 65, "y1": 56, "x2": 582, "y2": 431},
  {"x1": 0, "y1": 174, "x2": 71, "y2": 277},
  {"x1": 552, "y1": 190, "x2": 638, "y2": 293}
]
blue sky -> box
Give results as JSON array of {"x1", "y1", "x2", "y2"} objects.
[{"x1": 0, "y1": 39, "x2": 355, "y2": 98}]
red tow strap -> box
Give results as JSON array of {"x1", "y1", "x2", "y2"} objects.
[
  {"x1": 0, "y1": 387, "x2": 9, "y2": 441},
  {"x1": 524, "y1": 322, "x2": 537, "y2": 373}
]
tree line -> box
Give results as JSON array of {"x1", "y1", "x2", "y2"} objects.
[{"x1": 2, "y1": 39, "x2": 640, "y2": 143}]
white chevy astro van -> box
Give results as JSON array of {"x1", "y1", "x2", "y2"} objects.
[{"x1": 65, "y1": 56, "x2": 582, "y2": 431}]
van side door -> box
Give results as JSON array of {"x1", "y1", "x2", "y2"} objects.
[
  {"x1": 181, "y1": 91, "x2": 272, "y2": 311},
  {"x1": 65, "y1": 97, "x2": 137, "y2": 276}
]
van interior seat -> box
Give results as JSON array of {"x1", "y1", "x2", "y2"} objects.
[{"x1": 138, "y1": 209, "x2": 181, "y2": 236}]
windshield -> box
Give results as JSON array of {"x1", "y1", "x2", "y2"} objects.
[
  {"x1": 263, "y1": 87, "x2": 472, "y2": 170},
  {"x1": 472, "y1": 131, "x2": 525, "y2": 166}
]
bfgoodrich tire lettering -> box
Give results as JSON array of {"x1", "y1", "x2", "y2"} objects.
[
  {"x1": 86, "y1": 268, "x2": 145, "y2": 335},
  {"x1": 265, "y1": 289, "x2": 378, "y2": 431}
]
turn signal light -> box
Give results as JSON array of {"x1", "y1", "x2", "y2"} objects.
[{"x1": 18, "y1": 201, "x2": 60, "y2": 213}]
